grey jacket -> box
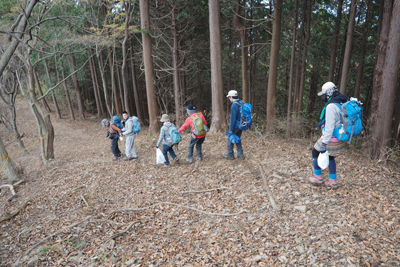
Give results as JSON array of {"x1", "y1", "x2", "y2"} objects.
[
  {"x1": 322, "y1": 104, "x2": 342, "y2": 144},
  {"x1": 156, "y1": 122, "x2": 174, "y2": 147},
  {"x1": 122, "y1": 116, "x2": 138, "y2": 137}
]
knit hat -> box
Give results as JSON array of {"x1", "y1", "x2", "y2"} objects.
[
  {"x1": 187, "y1": 104, "x2": 196, "y2": 114},
  {"x1": 318, "y1": 82, "x2": 337, "y2": 96},
  {"x1": 101, "y1": 119, "x2": 109, "y2": 127},
  {"x1": 160, "y1": 114, "x2": 170, "y2": 122}
]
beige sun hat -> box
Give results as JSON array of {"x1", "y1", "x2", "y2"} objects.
[{"x1": 160, "y1": 114, "x2": 170, "y2": 122}]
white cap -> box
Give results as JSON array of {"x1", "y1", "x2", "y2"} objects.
[
  {"x1": 318, "y1": 82, "x2": 336, "y2": 96},
  {"x1": 226, "y1": 90, "x2": 238, "y2": 97}
]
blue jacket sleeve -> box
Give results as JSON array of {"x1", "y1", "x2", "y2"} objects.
[
  {"x1": 229, "y1": 101, "x2": 240, "y2": 132},
  {"x1": 156, "y1": 128, "x2": 164, "y2": 148}
]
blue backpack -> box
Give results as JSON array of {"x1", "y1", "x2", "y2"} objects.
[
  {"x1": 131, "y1": 116, "x2": 141, "y2": 134},
  {"x1": 166, "y1": 124, "x2": 182, "y2": 146},
  {"x1": 332, "y1": 100, "x2": 363, "y2": 143},
  {"x1": 112, "y1": 115, "x2": 123, "y2": 130},
  {"x1": 235, "y1": 100, "x2": 253, "y2": 131}
]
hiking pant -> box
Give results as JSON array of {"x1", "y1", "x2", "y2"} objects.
[
  {"x1": 312, "y1": 148, "x2": 337, "y2": 179},
  {"x1": 162, "y1": 144, "x2": 177, "y2": 166},
  {"x1": 111, "y1": 136, "x2": 121, "y2": 157},
  {"x1": 227, "y1": 128, "x2": 243, "y2": 157},
  {"x1": 125, "y1": 134, "x2": 137, "y2": 158},
  {"x1": 188, "y1": 136, "x2": 205, "y2": 159}
]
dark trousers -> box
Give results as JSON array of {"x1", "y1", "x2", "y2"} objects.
[
  {"x1": 111, "y1": 136, "x2": 121, "y2": 157},
  {"x1": 162, "y1": 144, "x2": 177, "y2": 165},
  {"x1": 188, "y1": 136, "x2": 205, "y2": 159},
  {"x1": 227, "y1": 128, "x2": 243, "y2": 157}
]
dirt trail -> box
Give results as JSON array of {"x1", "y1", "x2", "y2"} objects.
[{"x1": 0, "y1": 100, "x2": 399, "y2": 266}]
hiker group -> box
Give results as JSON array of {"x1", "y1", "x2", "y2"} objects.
[
  {"x1": 101, "y1": 90, "x2": 252, "y2": 167},
  {"x1": 101, "y1": 82, "x2": 362, "y2": 189}
]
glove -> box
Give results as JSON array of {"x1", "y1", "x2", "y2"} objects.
[
  {"x1": 320, "y1": 142, "x2": 327, "y2": 154},
  {"x1": 225, "y1": 131, "x2": 233, "y2": 138}
]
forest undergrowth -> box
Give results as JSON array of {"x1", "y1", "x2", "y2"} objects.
[{"x1": 0, "y1": 99, "x2": 399, "y2": 267}]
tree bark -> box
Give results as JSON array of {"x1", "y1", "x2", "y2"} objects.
[
  {"x1": 44, "y1": 114, "x2": 54, "y2": 160},
  {"x1": 266, "y1": 0, "x2": 282, "y2": 128},
  {"x1": 287, "y1": 0, "x2": 298, "y2": 130},
  {"x1": 353, "y1": 0, "x2": 372, "y2": 99},
  {"x1": 129, "y1": 41, "x2": 143, "y2": 122},
  {"x1": 122, "y1": 0, "x2": 133, "y2": 115},
  {"x1": 339, "y1": 0, "x2": 358, "y2": 94},
  {"x1": 209, "y1": 0, "x2": 227, "y2": 132},
  {"x1": 369, "y1": 0, "x2": 393, "y2": 159},
  {"x1": 370, "y1": 0, "x2": 400, "y2": 159},
  {"x1": 89, "y1": 54, "x2": 104, "y2": 117},
  {"x1": 67, "y1": 53, "x2": 85, "y2": 119},
  {"x1": 0, "y1": 136, "x2": 18, "y2": 183},
  {"x1": 171, "y1": 0, "x2": 182, "y2": 125},
  {"x1": 140, "y1": 0, "x2": 160, "y2": 133},
  {"x1": 33, "y1": 69, "x2": 51, "y2": 113},
  {"x1": 44, "y1": 58, "x2": 62, "y2": 119},
  {"x1": 233, "y1": 0, "x2": 248, "y2": 103},
  {"x1": 328, "y1": 0, "x2": 344, "y2": 82},
  {"x1": 62, "y1": 70, "x2": 75, "y2": 120}
]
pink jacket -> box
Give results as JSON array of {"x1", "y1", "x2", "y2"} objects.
[{"x1": 178, "y1": 113, "x2": 207, "y2": 139}]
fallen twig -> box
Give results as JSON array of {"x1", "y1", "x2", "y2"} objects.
[
  {"x1": 107, "y1": 220, "x2": 138, "y2": 240},
  {"x1": 0, "y1": 184, "x2": 16, "y2": 197},
  {"x1": 0, "y1": 199, "x2": 30, "y2": 223},
  {"x1": 259, "y1": 166, "x2": 280, "y2": 211},
  {"x1": 81, "y1": 195, "x2": 89, "y2": 207},
  {"x1": 109, "y1": 202, "x2": 248, "y2": 217},
  {"x1": 181, "y1": 187, "x2": 228, "y2": 194}
]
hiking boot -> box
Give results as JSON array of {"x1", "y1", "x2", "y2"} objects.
[
  {"x1": 112, "y1": 156, "x2": 119, "y2": 161},
  {"x1": 123, "y1": 156, "x2": 130, "y2": 161},
  {"x1": 118, "y1": 153, "x2": 123, "y2": 158},
  {"x1": 186, "y1": 157, "x2": 193, "y2": 163},
  {"x1": 223, "y1": 153, "x2": 234, "y2": 160},
  {"x1": 197, "y1": 156, "x2": 202, "y2": 161},
  {"x1": 237, "y1": 155, "x2": 245, "y2": 160},
  {"x1": 173, "y1": 158, "x2": 179, "y2": 163},
  {"x1": 308, "y1": 174, "x2": 323, "y2": 185},
  {"x1": 325, "y1": 179, "x2": 338, "y2": 189}
]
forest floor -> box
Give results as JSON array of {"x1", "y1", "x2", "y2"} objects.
[{"x1": 0, "y1": 98, "x2": 399, "y2": 267}]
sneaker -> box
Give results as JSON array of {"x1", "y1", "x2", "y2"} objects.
[
  {"x1": 237, "y1": 155, "x2": 245, "y2": 160},
  {"x1": 197, "y1": 157, "x2": 202, "y2": 161},
  {"x1": 130, "y1": 156, "x2": 138, "y2": 160},
  {"x1": 163, "y1": 164, "x2": 170, "y2": 168},
  {"x1": 223, "y1": 153, "x2": 234, "y2": 160},
  {"x1": 112, "y1": 157, "x2": 119, "y2": 161},
  {"x1": 308, "y1": 174, "x2": 323, "y2": 185},
  {"x1": 118, "y1": 153, "x2": 123, "y2": 158},
  {"x1": 173, "y1": 158, "x2": 179, "y2": 163},
  {"x1": 123, "y1": 156, "x2": 130, "y2": 161},
  {"x1": 325, "y1": 179, "x2": 338, "y2": 189},
  {"x1": 186, "y1": 158, "x2": 193, "y2": 163}
]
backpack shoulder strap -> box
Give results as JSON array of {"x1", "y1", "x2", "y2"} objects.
[{"x1": 234, "y1": 100, "x2": 244, "y2": 107}]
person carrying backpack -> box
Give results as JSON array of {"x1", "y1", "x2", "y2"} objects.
[
  {"x1": 309, "y1": 82, "x2": 348, "y2": 189},
  {"x1": 156, "y1": 114, "x2": 179, "y2": 168},
  {"x1": 224, "y1": 90, "x2": 245, "y2": 160},
  {"x1": 101, "y1": 118, "x2": 122, "y2": 161},
  {"x1": 178, "y1": 104, "x2": 208, "y2": 163},
  {"x1": 121, "y1": 111, "x2": 139, "y2": 161}
]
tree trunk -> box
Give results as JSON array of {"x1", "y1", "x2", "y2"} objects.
[
  {"x1": 50, "y1": 60, "x2": 62, "y2": 119},
  {"x1": 287, "y1": 0, "x2": 298, "y2": 130},
  {"x1": 0, "y1": 0, "x2": 38, "y2": 76},
  {"x1": 67, "y1": 53, "x2": 85, "y2": 119},
  {"x1": 33, "y1": 69, "x2": 51, "y2": 113},
  {"x1": 233, "y1": 0, "x2": 248, "y2": 103},
  {"x1": 328, "y1": 0, "x2": 344, "y2": 82},
  {"x1": 370, "y1": 0, "x2": 400, "y2": 159},
  {"x1": 129, "y1": 41, "x2": 143, "y2": 122},
  {"x1": 339, "y1": 0, "x2": 358, "y2": 94},
  {"x1": 44, "y1": 114, "x2": 54, "y2": 160},
  {"x1": 209, "y1": 0, "x2": 227, "y2": 132},
  {"x1": 0, "y1": 136, "x2": 18, "y2": 183},
  {"x1": 266, "y1": 0, "x2": 282, "y2": 128},
  {"x1": 89, "y1": 54, "x2": 104, "y2": 117},
  {"x1": 369, "y1": 0, "x2": 393, "y2": 159},
  {"x1": 122, "y1": 0, "x2": 133, "y2": 115},
  {"x1": 62, "y1": 70, "x2": 75, "y2": 120},
  {"x1": 97, "y1": 49, "x2": 113, "y2": 117},
  {"x1": 353, "y1": 0, "x2": 372, "y2": 99},
  {"x1": 140, "y1": 0, "x2": 160, "y2": 132},
  {"x1": 171, "y1": 0, "x2": 182, "y2": 125}
]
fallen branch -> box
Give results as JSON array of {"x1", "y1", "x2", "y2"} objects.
[
  {"x1": 109, "y1": 202, "x2": 248, "y2": 217},
  {"x1": 80, "y1": 195, "x2": 89, "y2": 207},
  {"x1": 0, "y1": 184, "x2": 16, "y2": 196},
  {"x1": 0, "y1": 199, "x2": 30, "y2": 223},
  {"x1": 107, "y1": 220, "x2": 138, "y2": 240},
  {"x1": 181, "y1": 187, "x2": 228, "y2": 194},
  {"x1": 259, "y1": 166, "x2": 280, "y2": 211}
]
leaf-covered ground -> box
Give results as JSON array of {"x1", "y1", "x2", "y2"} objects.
[{"x1": 0, "y1": 100, "x2": 399, "y2": 266}]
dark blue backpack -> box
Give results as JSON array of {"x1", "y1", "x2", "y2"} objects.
[
  {"x1": 235, "y1": 101, "x2": 253, "y2": 131},
  {"x1": 333, "y1": 100, "x2": 363, "y2": 143}
]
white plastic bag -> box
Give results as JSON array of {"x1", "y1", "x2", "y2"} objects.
[
  {"x1": 156, "y1": 148, "x2": 165, "y2": 164},
  {"x1": 317, "y1": 151, "x2": 330, "y2": 169}
]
